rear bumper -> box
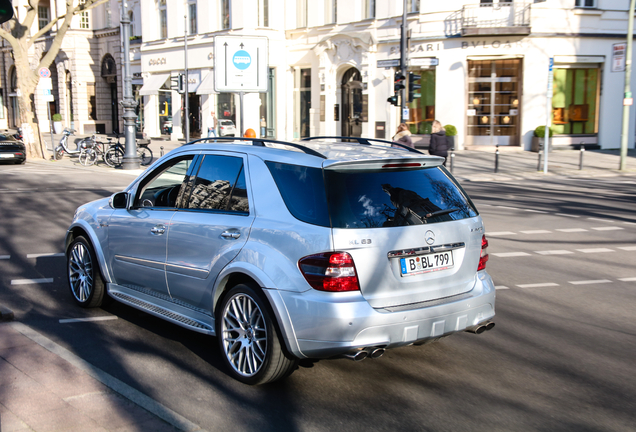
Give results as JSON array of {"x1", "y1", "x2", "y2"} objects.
[{"x1": 266, "y1": 271, "x2": 495, "y2": 359}]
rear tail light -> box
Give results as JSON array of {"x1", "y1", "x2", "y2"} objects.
[
  {"x1": 478, "y1": 234, "x2": 489, "y2": 271},
  {"x1": 298, "y1": 252, "x2": 360, "y2": 292}
]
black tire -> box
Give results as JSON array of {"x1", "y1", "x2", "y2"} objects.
[
  {"x1": 216, "y1": 284, "x2": 298, "y2": 385},
  {"x1": 67, "y1": 236, "x2": 105, "y2": 308},
  {"x1": 104, "y1": 147, "x2": 124, "y2": 168},
  {"x1": 79, "y1": 149, "x2": 96, "y2": 166},
  {"x1": 137, "y1": 146, "x2": 153, "y2": 166},
  {"x1": 55, "y1": 148, "x2": 64, "y2": 160}
]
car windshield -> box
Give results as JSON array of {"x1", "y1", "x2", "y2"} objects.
[{"x1": 220, "y1": 121, "x2": 233, "y2": 126}]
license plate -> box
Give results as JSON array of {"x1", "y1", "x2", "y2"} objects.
[
  {"x1": 0, "y1": 154, "x2": 13, "y2": 158},
  {"x1": 400, "y1": 251, "x2": 454, "y2": 276}
]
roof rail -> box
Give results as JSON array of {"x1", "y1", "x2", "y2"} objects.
[
  {"x1": 184, "y1": 137, "x2": 327, "y2": 159},
  {"x1": 302, "y1": 136, "x2": 425, "y2": 154}
]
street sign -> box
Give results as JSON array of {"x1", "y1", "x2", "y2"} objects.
[
  {"x1": 39, "y1": 77, "x2": 52, "y2": 90},
  {"x1": 214, "y1": 36, "x2": 268, "y2": 93},
  {"x1": 409, "y1": 58, "x2": 439, "y2": 67},
  {"x1": 42, "y1": 89, "x2": 54, "y2": 102},
  {"x1": 612, "y1": 42, "x2": 626, "y2": 73},
  {"x1": 38, "y1": 67, "x2": 51, "y2": 78},
  {"x1": 377, "y1": 59, "x2": 401, "y2": 68}
]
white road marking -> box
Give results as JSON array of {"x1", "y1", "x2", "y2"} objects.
[
  {"x1": 59, "y1": 316, "x2": 118, "y2": 324},
  {"x1": 495, "y1": 286, "x2": 510, "y2": 290},
  {"x1": 576, "y1": 248, "x2": 615, "y2": 253},
  {"x1": 618, "y1": 246, "x2": 636, "y2": 251},
  {"x1": 556, "y1": 213, "x2": 580, "y2": 218},
  {"x1": 11, "y1": 278, "x2": 54, "y2": 285},
  {"x1": 556, "y1": 228, "x2": 588, "y2": 233},
  {"x1": 26, "y1": 253, "x2": 65, "y2": 258},
  {"x1": 488, "y1": 231, "x2": 517, "y2": 236},
  {"x1": 618, "y1": 277, "x2": 636, "y2": 282},
  {"x1": 524, "y1": 209, "x2": 548, "y2": 213},
  {"x1": 492, "y1": 252, "x2": 531, "y2": 257},
  {"x1": 520, "y1": 230, "x2": 552, "y2": 234},
  {"x1": 0, "y1": 255, "x2": 9, "y2": 260},
  {"x1": 591, "y1": 226, "x2": 624, "y2": 231},
  {"x1": 623, "y1": 221, "x2": 636, "y2": 226},
  {"x1": 517, "y1": 283, "x2": 559, "y2": 288},
  {"x1": 535, "y1": 250, "x2": 574, "y2": 255},
  {"x1": 568, "y1": 279, "x2": 612, "y2": 285},
  {"x1": 588, "y1": 217, "x2": 612, "y2": 223},
  {"x1": 497, "y1": 206, "x2": 520, "y2": 210}
]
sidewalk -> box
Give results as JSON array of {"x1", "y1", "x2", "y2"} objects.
[
  {"x1": 34, "y1": 132, "x2": 636, "y2": 181},
  {"x1": 0, "y1": 318, "x2": 202, "y2": 432}
]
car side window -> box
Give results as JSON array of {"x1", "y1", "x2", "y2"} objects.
[
  {"x1": 182, "y1": 155, "x2": 249, "y2": 214},
  {"x1": 134, "y1": 156, "x2": 194, "y2": 208}
]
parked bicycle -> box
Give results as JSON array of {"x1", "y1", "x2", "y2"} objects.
[{"x1": 105, "y1": 133, "x2": 153, "y2": 168}]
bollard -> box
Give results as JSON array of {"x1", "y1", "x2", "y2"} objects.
[
  {"x1": 494, "y1": 145, "x2": 499, "y2": 173},
  {"x1": 160, "y1": 146, "x2": 164, "y2": 157},
  {"x1": 537, "y1": 149, "x2": 543, "y2": 171},
  {"x1": 579, "y1": 145, "x2": 585, "y2": 170},
  {"x1": 450, "y1": 151, "x2": 455, "y2": 174}
]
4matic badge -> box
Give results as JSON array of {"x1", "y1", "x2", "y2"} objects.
[{"x1": 349, "y1": 239, "x2": 372, "y2": 245}]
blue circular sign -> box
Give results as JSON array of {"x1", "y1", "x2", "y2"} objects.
[{"x1": 233, "y1": 50, "x2": 251, "y2": 70}]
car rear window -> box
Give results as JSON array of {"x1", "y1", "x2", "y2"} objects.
[{"x1": 325, "y1": 167, "x2": 478, "y2": 228}]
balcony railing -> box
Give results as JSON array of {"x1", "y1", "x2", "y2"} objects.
[{"x1": 461, "y1": 2, "x2": 531, "y2": 36}]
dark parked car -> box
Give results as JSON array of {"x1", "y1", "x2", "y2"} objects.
[{"x1": 0, "y1": 134, "x2": 26, "y2": 164}]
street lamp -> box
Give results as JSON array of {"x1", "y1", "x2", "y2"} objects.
[{"x1": 120, "y1": 1, "x2": 140, "y2": 170}]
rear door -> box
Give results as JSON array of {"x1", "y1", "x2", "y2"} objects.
[{"x1": 325, "y1": 164, "x2": 483, "y2": 309}]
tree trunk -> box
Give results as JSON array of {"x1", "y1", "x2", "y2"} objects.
[{"x1": 14, "y1": 49, "x2": 46, "y2": 159}]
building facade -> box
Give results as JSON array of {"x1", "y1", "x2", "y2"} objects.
[{"x1": 7, "y1": 0, "x2": 636, "y2": 151}]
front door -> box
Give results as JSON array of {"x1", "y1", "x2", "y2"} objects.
[
  {"x1": 111, "y1": 82, "x2": 119, "y2": 134},
  {"x1": 108, "y1": 155, "x2": 195, "y2": 298},
  {"x1": 341, "y1": 68, "x2": 363, "y2": 138}
]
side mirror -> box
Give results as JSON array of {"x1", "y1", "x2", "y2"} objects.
[{"x1": 111, "y1": 192, "x2": 129, "y2": 209}]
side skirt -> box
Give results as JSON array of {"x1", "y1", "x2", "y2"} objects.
[{"x1": 107, "y1": 284, "x2": 215, "y2": 335}]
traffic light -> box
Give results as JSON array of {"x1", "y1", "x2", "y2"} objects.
[
  {"x1": 408, "y1": 72, "x2": 421, "y2": 103},
  {"x1": 394, "y1": 72, "x2": 406, "y2": 92},
  {"x1": 0, "y1": 0, "x2": 13, "y2": 24},
  {"x1": 387, "y1": 93, "x2": 399, "y2": 106},
  {"x1": 177, "y1": 74, "x2": 186, "y2": 94}
]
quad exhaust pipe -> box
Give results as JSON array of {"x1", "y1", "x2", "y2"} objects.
[
  {"x1": 343, "y1": 347, "x2": 386, "y2": 362},
  {"x1": 465, "y1": 321, "x2": 495, "y2": 334}
]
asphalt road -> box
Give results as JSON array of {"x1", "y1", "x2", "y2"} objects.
[{"x1": 1, "y1": 161, "x2": 635, "y2": 431}]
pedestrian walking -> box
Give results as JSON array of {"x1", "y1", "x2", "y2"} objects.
[
  {"x1": 392, "y1": 123, "x2": 413, "y2": 148},
  {"x1": 207, "y1": 110, "x2": 218, "y2": 138},
  {"x1": 429, "y1": 120, "x2": 449, "y2": 166},
  {"x1": 260, "y1": 117, "x2": 266, "y2": 137}
]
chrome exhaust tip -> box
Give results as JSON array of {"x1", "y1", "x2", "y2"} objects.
[
  {"x1": 369, "y1": 348, "x2": 386, "y2": 359},
  {"x1": 465, "y1": 321, "x2": 495, "y2": 334},
  {"x1": 344, "y1": 350, "x2": 368, "y2": 362}
]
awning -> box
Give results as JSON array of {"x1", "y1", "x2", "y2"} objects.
[
  {"x1": 196, "y1": 71, "x2": 218, "y2": 95},
  {"x1": 139, "y1": 73, "x2": 170, "y2": 96}
]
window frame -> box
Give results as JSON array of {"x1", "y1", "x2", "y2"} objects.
[
  {"x1": 188, "y1": 0, "x2": 198, "y2": 35},
  {"x1": 38, "y1": 6, "x2": 50, "y2": 30},
  {"x1": 220, "y1": 0, "x2": 231, "y2": 30},
  {"x1": 575, "y1": 0, "x2": 596, "y2": 8},
  {"x1": 158, "y1": 0, "x2": 168, "y2": 39}
]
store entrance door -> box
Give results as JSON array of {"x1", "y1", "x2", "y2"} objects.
[
  {"x1": 341, "y1": 68, "x2": 363, "y2": 138},
  {"x1": 467, "y1": 58, "x2": 521, "y2": 146}
]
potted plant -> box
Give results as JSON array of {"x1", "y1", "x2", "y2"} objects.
[
  {"x1": 531, "y1": 126, "x2": 554, "y2": 152},
  {"x1": 52, "y1": 113, "x2": 63, "y2": 134},
  {"x1": 444, "y1": 124, "x2": 457, "y2": 150}
]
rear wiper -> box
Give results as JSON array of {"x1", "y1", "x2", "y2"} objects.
[{"x1": 425, "y1": 208, "x2": 460, "y2": 219}]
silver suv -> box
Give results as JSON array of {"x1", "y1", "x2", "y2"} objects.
[{"x1": 65, "y1": 137, "x2": 495, "y2": 385}]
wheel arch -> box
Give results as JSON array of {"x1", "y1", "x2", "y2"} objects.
[{"x1": 65, "y1": 221, "x2": 113, "y2": 284}]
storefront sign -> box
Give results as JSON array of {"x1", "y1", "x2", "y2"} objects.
[
  {"x1": 149, "y1": 57, "x2": 167, "y2": 66},
  {"x1": 467, "y1": 109, "x2": 476, "y2": 116},
  {"x1": 612, "y1": 43, "x2": 626, "y2": 72}
]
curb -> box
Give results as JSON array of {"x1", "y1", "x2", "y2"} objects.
[{"x1": 0, "y1": 305, "x2": 14, "y2": 322}]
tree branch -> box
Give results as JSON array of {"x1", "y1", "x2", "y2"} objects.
[
  {"x1": 29, "y1": 0, "x2": 109, "y2": 44},
  {"x1": 0, "y1": 27, "x2": 18, "y2": 49}
]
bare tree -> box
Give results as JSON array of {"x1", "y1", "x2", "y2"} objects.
[{"x1": 0, "y1": 0, "x2": 107, "y2": 158}]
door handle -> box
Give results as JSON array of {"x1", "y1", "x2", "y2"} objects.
[
  {"x1": 221, "y1": 231, "x2": 241, "y2": 239},
  {"x1": 150, "y1": 225, "x2": 166, "y2": 235}
]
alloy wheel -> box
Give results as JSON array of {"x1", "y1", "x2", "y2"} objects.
[
  {"x1": 68, "y1": 242, "x2": 94, "y2": 303},
  {"x1": 221, "y1": 293, "x2": 268, "y2": 377}
]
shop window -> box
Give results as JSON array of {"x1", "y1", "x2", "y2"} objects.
[
  {"x1": 87, "y1": 83, "x2": 96, "y2": 120},
  {"x1": 217, "y1": 93, "x2": 236, "y2": 126},
  {"x1": 159, "y1": 81, "x2": 172, "y2": 135},
  {"x1": 551, "y1": 67, "x2": 599, "y2": 135},
  {"x1": 407, "y1": 69, "x2": 435, "y2": 135},
  {"x1": 295, "y1": 68, "x2": 311, "y2": 138}
]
